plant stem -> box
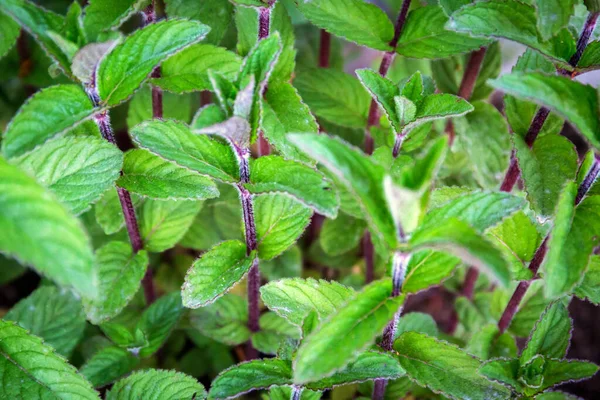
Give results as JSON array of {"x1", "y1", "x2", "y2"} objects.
[
  {"x1": 290, "y1": 386, "x2": 302, "y2": 400},
  {"x1": 497, "y1": 155, "x2": 600, "y2": 333},
  {"x1": 256, "y1": 3, "x2": 273, "y2": 156},
  {"x1": 363, "y1": 233, "x2": 375, "y2": 283},
  {"x1": 570, "y1": 12, "x2": 600, "y2": 66},
  {"x1": 319, "y1": 30, "x2": 331, "y2": 68}
]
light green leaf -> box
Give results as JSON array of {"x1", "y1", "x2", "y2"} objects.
[
  {"x1": 320, "y1": 212, "x2": 366, "y2": 256},
  {"x1": 478, "y1": 358, "x2": 522, "y2": 392},
  {"x1": 126, "y1": 86, "x2": 195, "y2": 129},
  {"x1": 14, "y1": 136, "x2": 123, "y2": 215},
  {"x1": 577, "y1": 40, "x2": 600, "y2": 71},
  {"x1": 535, "y1": 0, "x2": 576, "y2": 41},
  {"x1": 83, "y1": 0, "x2": 146, "y2": 41},
  {"x1": 252, "y1": 312, "x2": 301, "y2": 355},
  {"x1": 490, "y1": 73, "x2": 600, "y2": 148},
  {"x1": 455, "y1": 101, "x2": 511, "y2": 189},
  {"x1": 131, "y1": 120, "x2": 240, "y2": 183},
  {"x1": 534, "y1": 358, "x2": 599, "y2": 391},
  {"x1": 355, "y1": 69, "x2": 403, "y2": 133},
  {"x1": 575, "y1": 255, "x2": 600, "y2": 304},
  {"x1": 165, "y1": 0, "x2": 233, "y2": 45},
  {"x1": 260, "y1": 278, "x2": 354, "y2": 327},
  {"x1": 97, "y1": 19, "x2": 210, "y2": 106},
  {"x1": 182, "y1": 240, "x2": 254, "y2": 308},
  {"x1": 2, "y1": 84, "x2": 99, "y2": 159},
  {"x1": 0, "y1": 11, "x2": 19, "y2": 59},
  {"x1": 411, "y1": 94, "x2": 473, "y2": 127},
  {"x1": 80, "y1": 346, "x2": 139, "y2": 388},
  {"x1": 448, "y1": 0, "x2": 575, "y2": 65},
  {"x1": 118, "y1": 149, "x2": 219, "y2": 201},
  {"x1": 237, "y1": 33, "x2": 282, "y2": 92},
  {"x1": 295, "y1": 68, "x2": 370, "y2": 129},
  {"x1": 107, "y1": 369, "x2": 206, "y2": 400},
  {"x1": 247, "y1": 156, "x2": 338, "y2": 218},
  {"x1": 137, "y1": 291, "x2": 184, "y2": 357},
  {"x1": 254, "y1": 193, "x2": 312, "y2": 260},
  {"x1": 0, "y1": 0, "x2": 72, "y2": 75},
  {"x1": 294, "y1": 279, "x2": 403, "y2": 384},
  {"x1": 296, "y1": 0, "x2": 393, "y2": 51},
  {"x1": 289, "y1": 133, "x2": 397, "y2": 253},
  {"x1": 514, "y1": 134, "x2": 578, "y2": 217},
  {"x1": 394, "y1": 332, "x2": 511, "y2": 400},
  {"x1": 83, "y1": 241, "x2": 148, "y2": 324},
  {"x1": 521, "y1": 301, "x2": 571, "y2": 363},
  {"x1": 189, "y1": 294, "x2": 250, "y2": 346},
  {"x1": 94, "y1": 188, "x2": 143, "y2": 235},
  {"x1": 140, "y1": 199, "x2": 202, "y2": 252},
  {"x1": 209, "y1": 359, "x2": 292, "y2": 400},
  {"x1": 395, "y1": 312, "x2": 439, "y2": 339},
  {"x1": 307, "y1": 351, "x2": 404, "y2": 390},
  {"x1": 152, "y1": 44, "x2": 241, "y2": 93},
  {"x1": 397, "y1": 6, "x2": 490, "y2": 59},
  {"x1": 5, "y1": 286, "x2": 85, "y2": 357},
  {"x1": 0, "y1": 158, "x2": 96, "y2": 299},
  {"x1": 403, "y1": 250, "x2": 460, "y2": 294},
  {"x1": 410, "y1": 218, "x2": 511, "y2": 287},
  {"x1": 0, "y1": 320, "x2": 100, "y2": 399},
  {"x1": 260, "y1": 81, "x2": 319, "y2": 164}
]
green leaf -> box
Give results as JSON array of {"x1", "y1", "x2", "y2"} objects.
[
  {"x1": 261, "y1": 245, "x2": 302, "y2": 281},
  {"x1": 403, "y1": 250, "x2": 460, "y2": 294},
  {"x1": 254, "y1": 193, "x2": 312, "y2": 260},
  {"x1": 131, "y1": 120, "x2": 239, "y2": 183},
  {"x1": 152, "y1": 44, "x2": 241, "y2": 93},
  {"x1": 137, "y1": 291, "x2": 184, "y2": 357},
  {"x1": 252, "y1": 312, "x2": 301, "y2": 355},
  {"x1": 260, "y1": 81, "x2": 319, "y2": 164},
  {"x1": 455, "y1": 101, "x2": 511, "y2": 189},
  {"x1": 237, "y1": 33, "x2": 281, "y2": 92},
  {"x1": 247, "y1": 156, "x2": 338, "y2": 218},
  {"x1": 295, "y1": 68, "x2": 370, "y2": 129},
  {"x1": 397, "y1": 6, "x2": 490, "y2": 59},
  {"x1": 118, "y1": 149, "x2": 219, "y2": 201},
  {"x1": 510, "y1": 280, "x2": 554, "y2": 337},
  {"x1": 289, "y1": 133, "x2": 397, "y2": 253},
  {"x1": 394, "y1": 331, "x2": 511, "y2": 400},
  {"x1": 97, "y1": 19, "x2": 210, "y2": 106},
  {"x1": 577, "y1": 40, "x2": 600, "y2": 71},
  {"x1": 14, "y1": 136, "x2": 123, "y2": 215},
  {"x1": 293, "y1": 279, "x2": 403, "y2": 384},
  {"x1": 543, "y1": 184, "x2": 600, "y2": 298},
  {"x1": 126, "y1": 86, "x2": 195, "y2": 129},
  {"x1": 0, "y1": 0, "x2": 72, "y2": 75},
  {"x1": 182, "y1": 240, "x2": 255, "y2": 308},
  {"x1": 356, "y1": 69, "x2": 403, "y2": 133},
  {"x1": 410, "y1": 218, "x2": 511, "y2": 287},
  {"x1": 490, "y1": 73, "x2": 600, "y2": 148},
  {"x1": 2, "y1": 84, "x2": 99, "y2": 159},
  {"x1": 80, "y1": 346, "x2": 139, "y2": 388},
  {"x1": 535, "y1": 0, "x2": 576, "y2": 41},
  {"x1": 5, "y1": 286, "x2": 85, "y2": 357},
  {"x1": 448, "y1": 0, "x2": 575, "y2": 65},
  {"x1": 575, "y1": 255, "x2": 600, "y2": 304},
  {"x1": 514, "y1": 134, "x2": 578, "y2": 217},
  {"x1": 0, "y1": 320, "x2": 100, "y2": 399},
  {"x1": 307, "y1": 350, "x2": 405, "y2": 390},
  {"x1": 395, "y1": 312, "x2": 440, "y2": 339},
  {"x1": 479, "y1": 358, "x2": 522, "y2": 392},
  {"x1": 107, "y1": 369, "x2": 206, "y2": 400},
  {"x1": 165, "y1": 0, "x2": 233, "y2": 45},
  {"x1": 94, "y1": 188, "x2": 143, "y2": 235},
  {"x1": 296, "y1": 0, "x2": 393, "y2": 51},
  {"x1": 534, "y1": 358, "x2": 599, "y2": 391},
  {"x1": 320, "y1": 212, "x2": 366, "y2": 256},
  {"x1": 0, "y1": 158, "x2": 96, "y2": 299},
  {"x1": 521, "y1": 301, "x2": 571, "y2": 363},
  {"x1": 209, "y1": 359, "x2": 292, "y2": 400},
  {"x1": 189, "y1": 294, "x2": 250, "y2": 346},
  {"x1": 0, "y1": 11, "x2": 19, "y2": 59},
  {"x1": 140, "y1": 199, "x2": 202, "y2": 252},
  {"x1": 260, "y1": 278, "x2": 355, "y2": 327},
  {"x1": 83, "y1": 0, "x2": 146, "y2": 41},
  {"x1": 83, "y1": 241, "x2": 148, "y2": 324}
]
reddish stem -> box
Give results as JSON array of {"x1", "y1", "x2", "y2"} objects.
[
  {"x1": 258, "y1": 6, "x2": 270, "y2": 40},
  {"x1": 570, "y1": 12, "x2": 600, "y2": 66},
  {"x1": 458, "y1": 47, "x2": 488, "y2": 99},
  {"x1": 319, "y1": 30, "x2": 331, "y2": 68}
]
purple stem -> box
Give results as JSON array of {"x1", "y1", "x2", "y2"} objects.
[
  {"x1": 319, "y1": 30, "x2": 331, "y2": 68},
  {"x1": 256, "y1": 3, "x2": 272, "y2": 156},
  {"x1": 570, "y1": 12, "x2": 600, "y2": 66},
  {"x1": 363, "y1": 233, "x2": 375, "y2": 284}
]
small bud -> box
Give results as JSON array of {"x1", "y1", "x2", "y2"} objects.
[{"x1": 584, "y1": 0, "x2": 600, "y2": 13}]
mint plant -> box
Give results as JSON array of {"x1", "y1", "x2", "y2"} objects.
[{"x1": 2, "y1": 0, "x2": 600, "y2": 399}]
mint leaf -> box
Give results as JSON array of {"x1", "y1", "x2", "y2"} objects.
[
  {"x1": 260, "y1": 278, "x2": 354, "y2": 327},
  {"x1": 397, "y1": 6, "x2": 490, "y2": 59},
  {"x1": 255, "y1": 193, "x2": 312, "y2": 260},
  {"x1": 394, "y1": 331, "x2": 511, "y2": 400},
  {"x1": 94, "y1": 188, "x2": 143, "y2": 235},
  {"x1": 127, "y1": 86, "x2": 195, "y2": 129},
  {"x1": 521, "y1": 301, "x2": 572, "y2": 363},
  {"x1": 575, "y1": 255, "x2": 600, "y2": 304},
  {"x1": 83, "y1": 0, "x2": 146, "y2": 41},
  {"x1": 165, "y1": 0, "x2": 233, "y2": 45},
  {"x1": 577, "y1": 40, "x2": 600, "y2": 72},
  {"x1": 535, "y1": 0, "x2": 576, "y2": 41},
  {"x1": 83, "y1": 241, "x2": 148, "y2": 324},
  {"x1": 118, "y1": 149, "x2": 219, "y2": 201},
  {"x1": 80, "y1": 346, "x2": 139, "y2": 388},
  {"x1": 293, "y1": 279, "x2": 403, "y2": 384},
  {"x1": 15, "y1": 136, "x2": 123, "y2": 215},
  {"x1": 0, "y1": 320, "x2": 100, "y2": 399},
  {"x1": 403, "y1": 250, "x2": 460, "y2": 294},
  {"x1": 246, "y1": 156, "x2": 338, "y2": 218},
  {"x1": 131, "y1": 120, "x2": 240, "y2": 183},
  {"x1": 5, "y1": 286, "x2": 85, "y2": 357},
  {"x1": 189, "y1": 294, "x2": 250, "y2": 346},
  {"x1": 152, "y1": 44, "x2": 241, "y2": 93},
  {"x1": 0, "y1": 158, "x2": 96, "y2": 300},
  {"x1": 107, "y1": 369, "x2": 206, "y2": 400},
  {"x1": 535, "y1": 358, "x2": 599, "y2": 391},
  {"x1": 209, "y1": 359, "x2": 292, "y2": 400},
  {"x1": 137, "y1": 291, "x2": 184, "y2": 357},
  {"x1": 2, "y1": 84, "x2": 98, "y2": 159},
  {"x1": 296, "y1": 0, "x2": 394, "y2": 51},
  {"x1": 97, "y1": 19, "x2": 210, "y2": 106},
  {"x1": 479, "y1": 358, "x2": 522, "y2": 392},
  {"x1": 140, "y1": 199, "x2": 202, "y2": 252},
  {"x1": 182, "y1": 240, "x2": 255, "y2": 308},
  {"x1": 410, "y1": 218, "x2": 511, "y2": 287},
  {"x1": 0, "y1": 10, "x2": 19, "y2": 59},
  {"x1": 320, "y1": 212, "x2": 366, "y2": 256}
]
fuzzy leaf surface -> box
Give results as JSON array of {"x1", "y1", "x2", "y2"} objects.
[{"x1": 106, "y1": 369, "x2": 206, "y2": 400}]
